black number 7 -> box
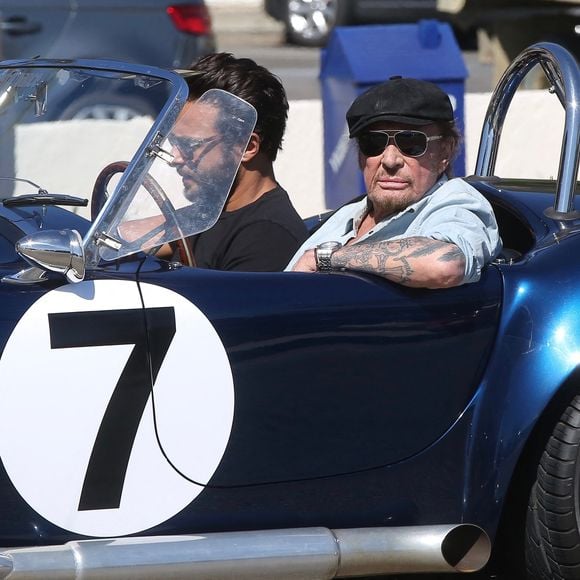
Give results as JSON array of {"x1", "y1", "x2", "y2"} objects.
[{"x1": 49, "y1": 307, "x2": 176, "y2": 511}]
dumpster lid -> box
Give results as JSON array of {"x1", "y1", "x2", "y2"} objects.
[{"x1": 320, "y1": 21, "x2": 468, "y2": 84}]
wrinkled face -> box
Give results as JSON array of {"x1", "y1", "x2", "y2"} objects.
[
  {"x1": 358, "y1": 122, "x2": 451, "y2": 221},
  {"x1": 169, "y1": 100, "x2": 227, "y2": 201}
]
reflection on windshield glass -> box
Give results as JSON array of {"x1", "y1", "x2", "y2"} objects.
[
  {"x1": 0, "y1": 65, "x2": 171, "y2": 202},
  {"x1": 96, "y1": 89, "x2": 257, "y2": 262}
]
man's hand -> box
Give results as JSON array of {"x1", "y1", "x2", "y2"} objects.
[
  {"x1": 292, "y1": 249, "x2": 318, "y2": 272},
  {"x1": 118, "y1": 214, "x2": 166, "y2": 246}
]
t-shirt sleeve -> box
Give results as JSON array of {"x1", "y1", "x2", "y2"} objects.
[
  {"x1": 220, "y1": 220, "x2": 305, "y2": 272},
  {"x1": 414, "y1": 185, "x2": 502, "y2": 284}
]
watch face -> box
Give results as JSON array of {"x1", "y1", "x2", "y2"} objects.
[
  {"x1": 318, "y1": 241, "x2": 342, "y2": 251},
  {"x1": 316, "y1": 241, "x2": 342, "y2": 272}
]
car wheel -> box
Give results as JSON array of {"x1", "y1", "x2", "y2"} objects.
[
  {"x1": 61, "y1": 94, "x2": 156, "y2": 121},
  {"x1": 525, "y1": 395, "x2": 580, "y2": 578},
  {"x1": 283, "y1": 0, "x2": 350, "y2": 47}
]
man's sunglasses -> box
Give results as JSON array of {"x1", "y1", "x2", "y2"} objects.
[
  {"x1": 167, "y1": 134, "x2": 220, "y2": 160},
  {"x1": 357, "y1": 130, "x2": 443, "y2": 158}
]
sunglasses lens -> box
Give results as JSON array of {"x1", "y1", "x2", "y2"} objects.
[
  {"x1": 357, "y1": 131, "x2": 429, "y2": 157},
  {"x1": 394, "y1": 131, "x2": 428, "y2": 157},
  {"x1": 168, "y1": 136, "x2": 189, "y2": 157},
  {"x1": 358, "y1": 133, "x2": 389, "y2": 157}
]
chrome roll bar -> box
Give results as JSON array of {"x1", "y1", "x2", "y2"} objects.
[{"x1": 475, "y1": 42, "x2": 580, "y2": 218}]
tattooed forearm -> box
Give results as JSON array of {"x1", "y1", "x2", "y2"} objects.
[
  {"x1": 393, "y1": 256, "x2": 413, "y2": 283},
  {"x1": 408, "y1": 243, "x2": 442, "y2": 259},
  {"x1": 331, "y1": 236, "x2": 466, "y2": 288}
]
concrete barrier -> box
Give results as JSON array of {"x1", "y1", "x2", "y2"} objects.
[{"x1": 13, "y1": 89, "x2": 568, "y2": 220}]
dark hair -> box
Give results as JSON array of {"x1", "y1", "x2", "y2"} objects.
[{"x1": 186, "y1": 52, "x2": 288, "y2": 162}]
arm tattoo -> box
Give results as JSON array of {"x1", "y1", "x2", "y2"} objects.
[
  {"x1": 408, "y1": 243, "x2": 442, "y2": 258},
  {"x1": 394, "y1": 256, "x2": 413, "y2": 283},
  {"x1": 438, "y1": 245, "x2": 464, "y2": 263},
  {"x1": 331, "y1": 236, "x2": 465, "y2": 288}
]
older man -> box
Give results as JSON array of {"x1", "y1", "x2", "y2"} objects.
[{"x1": 288, "y1": 77, "x2": 501, "y2": 289}]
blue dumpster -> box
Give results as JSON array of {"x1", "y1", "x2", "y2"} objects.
[{"x1": 320, "y1": 20, "x2": 468, "y2": 209}]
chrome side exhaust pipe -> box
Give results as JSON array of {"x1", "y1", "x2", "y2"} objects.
[
  {"x1": 0, "y1": 523, "x2": 491, "y2": 579},
  {"x1": 335, "y1": 524, "x2": 490, "y2": 577}
]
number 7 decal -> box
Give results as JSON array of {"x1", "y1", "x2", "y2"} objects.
[{"x1": 49, "y1": 307, "x2": 176, "y2": 511}]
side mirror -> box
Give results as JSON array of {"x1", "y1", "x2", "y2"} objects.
[{"x1": 16, "y1": 229, "x2": 85, "y2": 283}]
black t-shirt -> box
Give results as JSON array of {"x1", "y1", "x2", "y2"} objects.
[{"x1": 190, "y1": 186, "x2": 308, "y2": 271}]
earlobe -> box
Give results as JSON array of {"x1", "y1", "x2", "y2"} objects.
[{"x1": 439, "y1": 142, "x2": 452, "y2": 172}]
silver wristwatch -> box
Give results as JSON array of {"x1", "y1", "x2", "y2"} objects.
[{"x1": 315, "y1": 241, "x2": 342, "y2": 272}]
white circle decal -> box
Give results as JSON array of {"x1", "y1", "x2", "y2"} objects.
[{"x1": 0, "y1": 279, "x2": 234, "y2": 537}]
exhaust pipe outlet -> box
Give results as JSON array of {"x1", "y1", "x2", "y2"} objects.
[
  {"x1": 335, "y1": 523, "x2": 490, "y2": 576},
  {"x1": 0, "y1": 523, "x2": 490, "y2": 579}
]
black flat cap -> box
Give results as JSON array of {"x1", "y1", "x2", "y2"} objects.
[{"x1": 346, "y1": 77, "x2": 454, "y2": 137}]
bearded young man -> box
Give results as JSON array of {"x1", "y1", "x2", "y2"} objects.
[{"x1": 169, "y1": 52, "x2": 307, "y2": 271}]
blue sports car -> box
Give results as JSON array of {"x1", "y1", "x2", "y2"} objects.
[{"x1": 0, "y1": 42, "x2": 577, "y2": 579}]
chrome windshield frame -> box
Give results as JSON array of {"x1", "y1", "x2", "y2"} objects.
[
  {"x1": 0, "y1": 59, "x2": 260, "y2": 278},
  {"x1": 0, "y1": 58, "x2": 189, "y2": 268},
  {"x1": 66, "y1": 60, "x2": 189, "y2": 268}
]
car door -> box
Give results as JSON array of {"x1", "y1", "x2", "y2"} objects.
[
  {"x1": 0, "y1": 0, "x2": 73, "y2": 61},
  {"x1": 0, "y1": 243, "x2": 502, "y2": 541},
  {"x1": 137, "y1": 264, "x2": 503, "y2": 487}
]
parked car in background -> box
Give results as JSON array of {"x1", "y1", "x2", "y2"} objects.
[
  {"x1": 437, "y1": 0, "x2": 580, "y2": 84},
  {"x1": 0, "y1": 0, "x2": 215, "y2": 118},
  {"x1": 264, "y1": 0, "x2": 476, "y2": 47}
]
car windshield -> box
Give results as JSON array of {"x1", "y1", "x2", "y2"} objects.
[
  {"x1": 0, "y1": 63, "x2": 169, "y2": 198},
  {"x1": 90, "y1": 88, "x2": 257, "y2": 265},
  {"x1": 0, "y1": 61, "x2": 257, "y2": 267}
]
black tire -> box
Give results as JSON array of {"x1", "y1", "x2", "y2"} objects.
[
  {"x1": 525, "y1": 395, "x2": 580, "y2": 579},
  {"x1": 283, "y1": 0, "x2": 351, "y2": 47},
  {"x1": 526, "y1": 482, "x2": 554, "y2": 579}
]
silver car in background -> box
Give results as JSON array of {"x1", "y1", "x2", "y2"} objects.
[{"x1": 263, "y1": 0, "x2": 472, "y2": 46}]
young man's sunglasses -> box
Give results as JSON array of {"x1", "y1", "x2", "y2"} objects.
[
  {"x1": 357, "y1": 130, "x2": 443, "y2": 158},
  {"x1": 167, "y1": 134, "x2": 220, "y2": 160}
]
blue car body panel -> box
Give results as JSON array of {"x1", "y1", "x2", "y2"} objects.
[
  {"x1": 138, "y1": 265, "x2": 502, "y2": 482},
  {"x1": 0, "y1": 181, "x2": 575, "y2": 548}
]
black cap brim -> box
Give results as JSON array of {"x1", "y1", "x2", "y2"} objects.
[{"x1": 349, "y1": 114, "x2": 435, "y2": 138}]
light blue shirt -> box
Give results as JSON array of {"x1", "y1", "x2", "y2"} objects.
[{"x1": 286, "y1": 177, "x2": 502, "y2": 284}]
